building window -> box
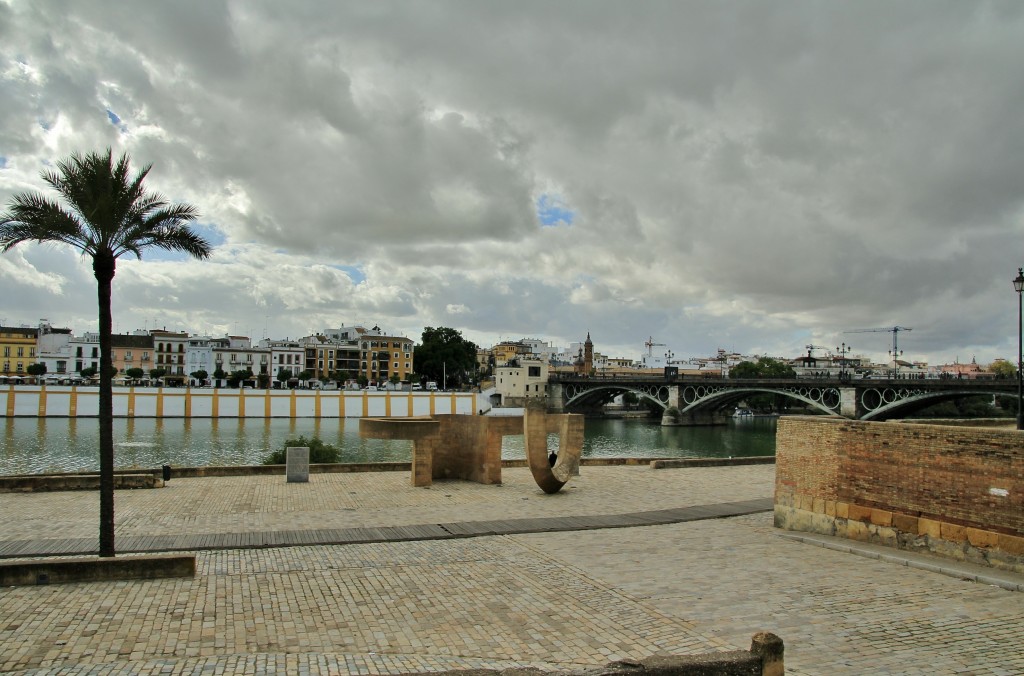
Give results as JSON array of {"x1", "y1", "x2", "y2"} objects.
[{"x1": 17, "y1": 347, "x2": 23, "y2": 357}]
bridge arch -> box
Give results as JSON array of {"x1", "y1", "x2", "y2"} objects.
[
  {"x1": 677, "y1": 384, "x2": 841, "y2": 417},
  {"x1": 562, "y1": 382, "x2": 671, "y2": 412},
  {"x1": 858, "y1": 386, "x2": 1010, "y2": 420}
]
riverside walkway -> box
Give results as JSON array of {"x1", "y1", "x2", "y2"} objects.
[{"x1": 1, "y1": 463, "x2": 1022, "y2": 675}]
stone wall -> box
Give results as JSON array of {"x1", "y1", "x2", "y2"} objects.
[{"x1": 774, "y1": 416, "x2": 1024, "y2": 573}]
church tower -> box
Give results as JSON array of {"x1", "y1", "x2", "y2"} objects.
[{"x1": 583, "y1": 332, "x2": 594, "y2": 375}]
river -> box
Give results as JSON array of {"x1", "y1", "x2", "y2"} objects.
[{"x1": 0, "y1": 416, "x2": 777, "y2": 475}]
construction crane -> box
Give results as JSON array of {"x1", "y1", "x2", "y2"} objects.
[
  {"x1": 845, "y1": 326, "x2": 913, "y2": 374},
  {"x1": 644, "y1": 336, "x2": 666, "y2": 358}
]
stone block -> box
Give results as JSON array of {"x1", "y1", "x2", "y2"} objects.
[
  {"x1": 835, "y1": 501, "x2": 849, "y2": 519},
  {"x1": 847, "y1": 504, "x2": 872, "y2": 523},
  {"x1": 824, "y1": 499, "x2": 836, "y2": 517},
  {"x1": 965, "y1": 528, "x2": 999, "y2": 549},
  {"x1": 997, "y1": 533, "x2": 1024, "y2": 556},
  {"x1": 286, "y1": 447, "x2": 309, "y2": 483},
  {"x1": 940, "y1": 522, "x2": 967, "y2": 543},
  {"x1": 892, "y1": 513, "x2": 919, "y2": 534},
  {"x1": 918, "y1": 517, "x2": 942, "y2": 538},
  {"x1": 847, "y1": 519, "x2": 870, "y2": 541},
  {"x1": 869, "y1": 508, "x2": 893, "y2": 527}
]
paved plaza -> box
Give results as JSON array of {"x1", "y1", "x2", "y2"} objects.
[{"x1": 1, "y1": 464, "x2": 1022, "y2": 675}]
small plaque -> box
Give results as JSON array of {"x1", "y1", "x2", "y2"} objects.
[{"x1": 286, "y1": 447, "x2": 310, "y2": 483}]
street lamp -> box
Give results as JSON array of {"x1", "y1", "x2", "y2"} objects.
[
  {"x1": 1014, "y1": 268, "x2": 1024, "y2": 430},
  {"x1": 835, "y1": 342, "x2": 850, "y2": 381}
]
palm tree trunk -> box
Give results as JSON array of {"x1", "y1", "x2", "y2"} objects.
[{"x1": 94, "y1": 253, "x2": 116, "y2": 557}]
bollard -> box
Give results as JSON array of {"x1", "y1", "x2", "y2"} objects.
[{"x1": 750, "y1": 631, "x2": 785, "y2": 676}]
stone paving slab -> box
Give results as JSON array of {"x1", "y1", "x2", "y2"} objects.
[{"x1": 1, "y1": 464, "x2": 1023, "y2": 675}]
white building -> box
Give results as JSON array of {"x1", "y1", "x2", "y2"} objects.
[
  {"x1": 259, "y1": 339, "x2": 306, "y2": 387},
  {"x1": 494, "y1": 357, "x2": 549, "y2": 406}
]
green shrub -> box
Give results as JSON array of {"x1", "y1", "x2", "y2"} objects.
[{"x1": 262, "y1": 435, "x2": 341, "y2": 465}]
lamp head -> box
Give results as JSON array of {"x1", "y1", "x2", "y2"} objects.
[{"x1": 1014, "y1": 268, "x2": 1024, "y2": 293}]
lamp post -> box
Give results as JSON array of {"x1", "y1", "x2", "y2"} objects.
[
  {"x1": 835, "y1": 342, "x2": 850, "y2": 382},
  {"x1": 1014, "y1": 268, "x2": 1024, "y2": 430}
]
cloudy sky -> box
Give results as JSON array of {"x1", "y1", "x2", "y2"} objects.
[{"x1": 2, "y1": 1, "x2": 1023, "y2": 366}]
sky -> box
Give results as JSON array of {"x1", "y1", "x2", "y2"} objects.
[{"x1": 2, "y1": 1, "x2": 1024, "y2": 367}]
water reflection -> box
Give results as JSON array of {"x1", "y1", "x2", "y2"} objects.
[{"x1": 0, "y1": 416, "x2": 775, "y2": 475}]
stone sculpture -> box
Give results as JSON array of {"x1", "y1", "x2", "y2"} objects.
[{"x1": 359, "y1": 408, "x2": 583, "y2": 493}]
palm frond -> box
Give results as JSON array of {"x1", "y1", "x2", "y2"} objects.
[{"x1": 0, "y1": 192, "x2": 91, "y2": 253}]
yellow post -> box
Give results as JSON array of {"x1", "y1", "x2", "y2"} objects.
[{"x1": 69, "y1": 385, "x2": 78, "y2": 417}]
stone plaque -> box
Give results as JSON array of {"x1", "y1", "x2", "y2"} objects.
[{"x1": 286, "y1": 446, "x2": 310, "y2": 483}]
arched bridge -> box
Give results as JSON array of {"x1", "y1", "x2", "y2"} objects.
[{"x1": 546, "y1": 374, "x2": 1018, "y2": 423}]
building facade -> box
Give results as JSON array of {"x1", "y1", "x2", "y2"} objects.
[{"x1": 0, "y1": 326, "x2": 37, "y2": 377}]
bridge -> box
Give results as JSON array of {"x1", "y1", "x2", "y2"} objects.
[{"x1": 546, "y1": 374, "x2": 1017, "y2": 423}]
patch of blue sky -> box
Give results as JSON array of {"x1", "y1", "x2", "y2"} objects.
[
  {"x1": 106, "y1": 109, "x2": 128, "y2": 133},
  {"x1": 536, "y1": 194, "x2": 575, "y2": 227},
  {"x1": 329, "y1": 264, "x2": 366, "y2": 284},
  {"x1": 0, "y1": 156, "x2": 7, "y2": 169}
]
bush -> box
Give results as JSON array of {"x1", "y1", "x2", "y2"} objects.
[{"x1": 262, "y1": 435, "x2": 341, "y2": 465}]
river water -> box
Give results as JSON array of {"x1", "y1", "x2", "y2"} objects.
[{"x1": 0, "y1": 416, "x2": 777, "y2": 475}]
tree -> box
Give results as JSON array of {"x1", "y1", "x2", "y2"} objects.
[
  {"x1": 277, "y1": 367, "x2": 293, "y2": 384},
  {"x1": 414, "y1": 326, "x2": 478, "y2": 390},
  {"x1": 190, "y1": 369, "x2": 208, "y2": 386},
  {"x1": 729, "y1": 357, "x2": 796, "y2": 379},
  {"x1": 125, "y1": 367, "x2": 145, "y2": 383},
  {"x1": 988, "y1": 359, "x2": 1017, "y2": 380},
  {"x1": 0, "y1": 149, "x2": 211, "y2": 557},
  {"x1": 227, "y1": 368, "x2": 253, "y2": 388},
  {"x1": 80, "y1": 366, "x2": 98, "y2": 379},
  {"x1": 148, "y1": 367, "x2": 166, "y2": 381},
  {"x1": 26, "y1": 362, "x2": 47, "y2": 377},
  {"x1": 213, "y1": 367, "x2": 228, "y2": 384}
]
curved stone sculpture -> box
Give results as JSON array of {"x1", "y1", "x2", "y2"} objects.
[
  {"x1": 359, "y1": 410, "x2": 583, "y2": 493},
  {"x1": 523, "y1": 407, "x2": 583, "y2": 494}
]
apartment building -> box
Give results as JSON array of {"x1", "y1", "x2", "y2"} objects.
[
  {"x1": 258, "y1": 339, "x2": 306, "y2": 386},
  {"x1": 0, "y1": 325, "x2": 37, "y2": 377},
  {"x1": 150, "y1": 329, "x2": 190, "y2": 384},
  {"x1": 303, "y1": 325, "x2": 414, "y2": 386},
  {"x1": 108, "y1": 334, "x2": 154, "y2": 379}
]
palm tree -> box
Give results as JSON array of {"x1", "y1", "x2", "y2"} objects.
[{"x1": 0, "y1": 149, "x2": 212, "y2": 557}]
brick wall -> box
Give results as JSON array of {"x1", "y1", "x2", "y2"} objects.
[{"x1": 775, "y1": 416, "x2": 1024, "y2": 573}]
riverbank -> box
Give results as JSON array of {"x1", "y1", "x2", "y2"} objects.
[{"x1": 2, "y1": 384, "x2": 481, "y2": 419}]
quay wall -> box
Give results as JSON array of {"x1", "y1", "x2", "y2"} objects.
[
  {"x1": 774, "y1": 416, "x2": 1024, "y2": 573},
  {"x1": 1, "y1": 385, "x2": 481, "y2": 419}
]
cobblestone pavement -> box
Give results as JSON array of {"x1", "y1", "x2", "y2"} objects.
[{"x1": 1, "y1": 465, "x2": 1022, "y2": 675}]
